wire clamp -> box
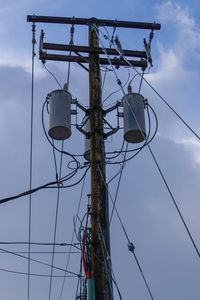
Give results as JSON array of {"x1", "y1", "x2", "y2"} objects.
[{"x1": 128, "y1": 242, "x2": 135, "y2": 253}]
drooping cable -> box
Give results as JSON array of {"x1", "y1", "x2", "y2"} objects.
[
  {"x1": 48, "y1": 141, "x2": 64, "y2": 300},
  {"x1": 28, "y1": 22, "x2": 36, "y2": 300},
  {"x1": 42, "y1": 62, "x2": 62, "y2": 89},
  {"x1": 0, "y1": 166, "x2": 89, "y2": 205}
]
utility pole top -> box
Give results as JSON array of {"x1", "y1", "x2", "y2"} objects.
[
  {"x1": 26, "y1": 14, "x2": 161, "y2": 299},
  {"x1": 27, "y1": 15, "x2": 161, "y2": 30}
]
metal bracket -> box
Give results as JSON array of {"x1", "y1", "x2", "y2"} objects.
[
  {"x1": 76, "y1": 124, "x2": 90, "y2": 138},
  {"x1": 104, "y1": 128, "x2": 119, "y2": 139},
  {"x1": 117, "y1": 112, "x2": 124, "y2": 118},
  {"x1": 71, "y1": 109, "x2": 77, "y2": 115},
  {"x1": 103, "y1": 101, "x2": 121, "y2": 115}
]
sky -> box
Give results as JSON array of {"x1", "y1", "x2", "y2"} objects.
[{"x1": 0, "y1": 0, "x2": 200, "y2": 299}]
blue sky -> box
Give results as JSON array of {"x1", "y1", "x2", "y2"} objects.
[{"x1": 0, "y1": 1, "x2": 200, "y2": 299}]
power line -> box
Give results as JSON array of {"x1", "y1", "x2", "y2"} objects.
[
  {"x1": 96, "y1": 28, "x2": 200, "y2": 260},
  {"x1": 97, "y1": 166, "x2": 155, "y2": 299},
  {"x1": 28, "y1": 21, "x2": 36, "y2": 300},
  {"x1": 0, "y1": 251, "x2": 80, "y2": 254},
  {"x1": 109, "y1": 143, "x2": 128, "y2": 224},
  {"x1": 0, "y1": 166, "x2": 90, "y2": 205},
  {"x1": 112, "y1": 36, "x2": 200, "y2": 142},
  {"x1": 0, "y1": 247, "x2": 79, "y2": 277},
  {"x1": 0, "y1": 267, "x2": 78, "y2": 278},
  {"x1": 42, "y1": 62, "x2": 62, "y2": 89},
  {"x1": 0, "y1": 241, "x2": 80, "y2": 247},
  {"x1": 147, "y1": 144, "x2": 200, "y2": 258},
  {"x1": 49, "y1": 141, "x2": 64, "y2": 300}
]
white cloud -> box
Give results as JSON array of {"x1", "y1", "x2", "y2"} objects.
[
  {"x1": 155, "y1": 1, "x2": 200, "y2": 59},
  {"x1": 173, "y1": 136, "x2": 200, "y2": 164}
]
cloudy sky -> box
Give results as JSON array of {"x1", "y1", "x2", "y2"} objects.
[{"x1": 0, "y1": 0, "x2": 200, "y2": 299}]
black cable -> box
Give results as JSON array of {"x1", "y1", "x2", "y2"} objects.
[
  {"x1": 28, "y1": 22, "x2": 36, "y2": 300},
  {"x1": 42, "y1": 62, "x2": 62, "y2": 89},
  {"x1": 138, "y1": 70, "x2": 144, "y2": 94},
  {"x1": 112, "y1": 276, "x2": 123, "y2": 300},
  {"x1": 0, "y1": 241, "x2": 80, "y2": 247},
  {"x1": 0, "y1": 251, "x2": 79, "y2": 254},
  {"x1": 0, "y1": 180, "x2": 59, "y2": 204},
  {"x1": 147, "y1": 144, "x2": 200, "y2": 259},
  {"x1": 104, "y1": 36, "x2": 200, "y2": 258},
  {"x1": 0, "y1": 267, "x2": 77, "y2": 278},
  {"x1": 109, "y1": 143, "x2": 128, "y2": 224},
  {"x1": 51, "y1": 139, "x2": 59, "y2": 181},
  {"x1": 49, "y1": 141, "x2": 64, "y2": 300},
  {"x1": 140, "y1": 70, "x2": 200, "y2": 141},
  {"x1": 117, "y1": 49, "x2": 200, "y2": 142},
  {"x1": 131, "y1": 250, "x2": 154, "y2": 300},
  {"x1": 57, "y1": 167, "x2": 90, "y2": 189},
  {"x1": 0, "y1": 167, "x2": 89, "y2": 205},
  {"x1": 103, "y1": 68, "x2": 130, "y2": 104},
  {"x1": 0, "y1": 247, "x2": 79, "y2": 277}
]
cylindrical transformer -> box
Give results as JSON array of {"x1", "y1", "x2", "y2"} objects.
[
  {"x1": 123, "y1": 93, "x2": 146, "y2": 143},
  {"x1": 48, "y1": 89, "x2": 72, "y2": 140},
  {"x1": 82, "y1": 116, "x2": 91, "y2": 161}
]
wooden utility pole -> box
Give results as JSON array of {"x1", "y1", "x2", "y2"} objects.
[
  {"x1": 89, "y1": 24, "x2": 110, "y2": 300},
  {"x1": 27, "y1": 15, "x2": 161, "y2": 300}
]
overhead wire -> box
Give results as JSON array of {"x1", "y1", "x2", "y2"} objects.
[
  {"x1": 0, "y1": 267, "x2": 77, "y2": 278},
  {"x1": 109, "y1": 143, "x2": 128, "y2": 224},
  {"x1": 111, "y1": 35, "x2": 200, "y2": 259},
  {"x1": 51, "y1": 139, "x2": 59, "y2": 181},
  {"x1": 97, "y1": 221, "x2": 115, "y2": 300},
  {"x1": 28, "y1": 22, "x2": 36, "y2": 300},
  {"x1": 48, "y1": 141, "x2": 64, "y2": 300},
  {"x1": 97, "y1": 166, "x2": 154, "y2": 299},
  {"x1": 0, "y1": 241, "x2": 80, "y2": 248},
  {"x1": 0, "y1": 246, "x2": 79, "y2": 277},
  {"x1": 99, "y1": 28, "x2": 200, "y2": 258},
  {"x1": 42, "y1": 62, "x2": 63, "y2": 89},
  {"x1": 0, "y1": 165, "x2": 89, "y2": 205},
  {"x1": 108, "y1": 32, "x2": 200, "y2": 142}
]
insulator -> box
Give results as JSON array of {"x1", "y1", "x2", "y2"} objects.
[
  {"x1": 82, "y1": 116, "x2": 90, "y2": 161},
  {"x1": 48, "y1": 89, "x2": 72, "y2": 140},
  {"x1": 123, "y1": 93, "x2": 146, "y2": 143}
]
